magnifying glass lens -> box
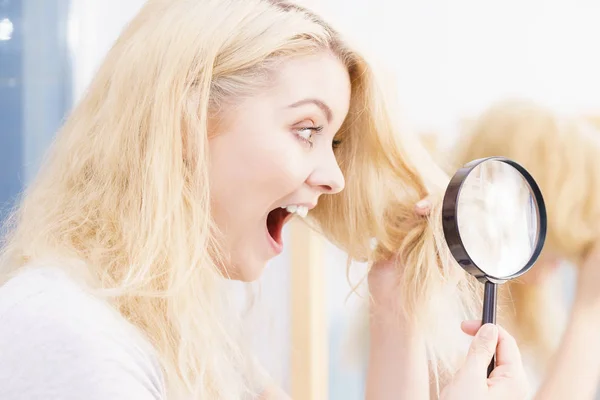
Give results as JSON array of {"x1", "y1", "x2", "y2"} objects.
[{"x1": 457, "y1": 160, "x2": 539, "y2": 279}]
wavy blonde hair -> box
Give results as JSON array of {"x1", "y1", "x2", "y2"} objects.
[
  {"x1": 453, "y1": 98, "x2": 600, "y2": 369},
  {"x1": 0, "y1": 0, "x2": 477, "y2": 397}
]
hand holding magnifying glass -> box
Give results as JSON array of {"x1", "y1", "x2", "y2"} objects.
[{"x1": 440, "y1": 322, "x2": 529, "y2": 400}]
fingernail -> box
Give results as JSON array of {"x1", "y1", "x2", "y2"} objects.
[
  {"x1": 416, "y1": 200, "x2": 429, "y2": 209},
  {"x1": 478, "y1": 324, "x2": 498, "y2": 340},
  {"x1": 461, "y1": 320, "x2": 476, "y2": 328}
]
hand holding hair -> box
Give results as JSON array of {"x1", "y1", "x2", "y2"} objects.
[{"x1": 414, "y1": 196, "x2": 433, "y2": 217}]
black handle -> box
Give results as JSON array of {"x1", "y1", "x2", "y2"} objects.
[{"x1": 482, "y1": 280, "x2": 497, "y2": 377}]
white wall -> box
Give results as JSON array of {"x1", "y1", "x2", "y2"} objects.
[
  {"x1": 314, "y1": 0, "x2": 600, "y2": 146},
  {"x1": 68, "y1": 0, "x2": 148, "y2": 101}
]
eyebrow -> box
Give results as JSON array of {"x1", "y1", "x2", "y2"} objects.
[{"x1": 287, "y1": 98, "x2": 333, "y2": 123}]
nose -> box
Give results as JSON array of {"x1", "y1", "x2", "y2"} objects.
[{"x1": 306, "y1": 153, "x2": 345, "y2": 194}]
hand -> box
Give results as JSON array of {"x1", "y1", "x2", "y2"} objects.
[
  {"x1": 414, "y1": 196, "x2": 433, "y2": 217},
  {"x1": 368, "y1": 195, "x2": 433, "y2": 292},
  {"x1": 441, "y1": 322, "x2": 529, "y2": 400},
  {"x1": 369, "y1": 195, "x2": 432, "y2": 273}
]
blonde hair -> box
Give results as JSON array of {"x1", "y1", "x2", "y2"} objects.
[
  {"x1": 453, "y1": 98, "x2": 600, "y2": 368},
  {"x1": 0, "y1": 0, "x2": 477, "y2": 397}
]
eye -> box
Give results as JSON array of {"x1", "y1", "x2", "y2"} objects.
[{"x1": 294, "y1": 126, "x2": 323, "y2": 148}]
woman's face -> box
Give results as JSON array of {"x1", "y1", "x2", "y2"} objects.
[{"x1": 209, "y1": 52, "x2": 351, "y2": 281}]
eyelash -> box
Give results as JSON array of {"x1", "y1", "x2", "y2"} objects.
[
  {"x1": 294, "y1": 126, "x2": 342, "y2": 149},
  {"x1": 294, "y1": 126, "x2": 323, "y2": 148}
]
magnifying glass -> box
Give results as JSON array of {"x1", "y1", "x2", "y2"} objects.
[{"x1": 442, "y1": 156, "x2": 547, "y2": 377}]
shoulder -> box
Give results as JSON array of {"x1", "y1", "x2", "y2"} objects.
[{"x1": 0, "y1": 265, "x2": 166, "y2": 400}]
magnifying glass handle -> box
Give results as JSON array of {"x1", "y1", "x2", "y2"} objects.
[{"x1": 482, "y1": 281, "x2": 497, "y2": 377}]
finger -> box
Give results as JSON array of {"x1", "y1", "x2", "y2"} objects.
[
  {"x1": 461, "y1": 320, "x2": 482, "y2": 336},
  {"x1": 487, "y1": 327, "x2": 529, "y2": 398},
  {"x1": 492, "y1": 324, "x2": 523, "y2": 372},
  {"x1": 463, "y1": 323, "x2": 498, "y2": 378},
  {"x1": 415, "y1": 197, "x2": 432, "y2": 216},
  {"x1": 461, "y1": 322, "x2": 523, "y2": 370}
]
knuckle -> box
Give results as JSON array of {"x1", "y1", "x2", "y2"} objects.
[{"x1": 472, "y1": 341, "x2": 493, "y2": 360}]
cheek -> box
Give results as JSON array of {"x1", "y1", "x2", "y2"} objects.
[
  {"x1": 253, "y1": 151, "x2": 308, "y2": 199},
  {"x1": 208, "y1": 134, "x2": 308, "y2": 220}
]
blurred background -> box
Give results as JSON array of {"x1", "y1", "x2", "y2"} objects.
[{"x1": 1, "y1": 0, "x2": 600, "y2": 398}]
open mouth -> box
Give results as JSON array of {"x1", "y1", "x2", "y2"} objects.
[{"x1": 266, "y1": 207, "x2": 294, "y2": 246}]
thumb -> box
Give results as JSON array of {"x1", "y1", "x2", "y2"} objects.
[{"x1": 464, "y1": 323, "x2": 498, "y2": 377}]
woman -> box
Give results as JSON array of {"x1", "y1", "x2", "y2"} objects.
[
  {"x1": 452, "y1": 98, "x2": 600, "y2": 400},
  {"x1": 0, "y1": 0, "x2": 528, "y2": 399}
]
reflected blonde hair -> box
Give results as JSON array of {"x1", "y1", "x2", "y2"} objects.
[
  {"x1": 0, "y1": 0, "x2": 477, "y2": 397},
  {"x1": 453, "y1": 98, "x2": 600, "y2": 368}
]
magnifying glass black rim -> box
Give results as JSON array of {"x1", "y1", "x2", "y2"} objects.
[{"x1": 442, "y1": 156, "x2": 547, "y2": 283}]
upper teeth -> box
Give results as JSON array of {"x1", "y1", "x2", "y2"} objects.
[{"x1": 282, "y1": 205, "x2": 309, "y2": 218}]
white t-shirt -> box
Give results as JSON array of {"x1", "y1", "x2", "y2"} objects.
[{"x1": 0, "y1": 266, "x2": 167, "y2": 400}]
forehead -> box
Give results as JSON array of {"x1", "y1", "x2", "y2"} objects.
[{"x1": 266, "y1": 52, "x2": 352, "y2": 123}]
